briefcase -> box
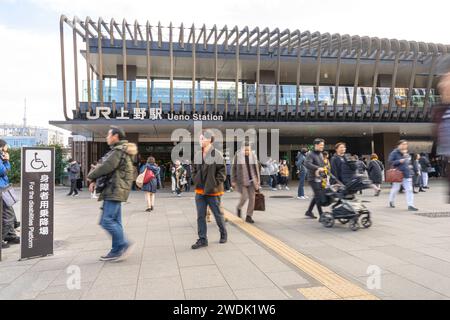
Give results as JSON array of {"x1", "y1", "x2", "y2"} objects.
[
  {"x1": 385, "y1": 168, "x2": 404, "y2": 183},
  {"x1": 254, "y1": 190, "x2": 265, "y2": 212}
]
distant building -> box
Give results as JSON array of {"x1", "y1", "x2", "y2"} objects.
[{"x1": 0, "y1": 124, "x2": 67, "y2": 148}]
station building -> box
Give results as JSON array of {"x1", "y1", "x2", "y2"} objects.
[{"x1": 50, "y1": 15, "x2": 450, "y2": 178}]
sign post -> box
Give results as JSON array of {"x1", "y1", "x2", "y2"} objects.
[{"x1": 20, "y1": 147, "x2": 55, "y2": 260}]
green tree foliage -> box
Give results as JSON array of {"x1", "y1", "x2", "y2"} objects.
[
  {"x1": 6, "y1": 145, "x2": 67, "y2": 185},
  {"x1": 7, "y1": 148, "x2": 21, "y2": 184}
]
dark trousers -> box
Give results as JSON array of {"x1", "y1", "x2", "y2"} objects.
[
  {"x1": 2, "y1": 200, "x2": 17, "y2": 241},
  {"x1": 195, "y1": 194, "x2": 227, "y2": 242},
  {"x1": 68, "y1": 179, "x2": 78, "y2": 195},
  {"x1": 224, "y1": 175, "x2": 231, "y2": 191},
  {"x1": 270, "y1": 175, "x2": 278, "y2": 188},
  {"x1": 307, "y1": 181, "x2": 324, "y2": 216},
  {"x1": 184, "y1": 177, "x2": 191, "y2": 192}
]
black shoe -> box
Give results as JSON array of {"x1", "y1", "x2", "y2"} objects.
[
  {"x1": 305, "y1": 211, "x2": 317, "y2": 219},
  {"x1": 99, "y1": 251, "x2": 121, "y2": 261},
  {"x1": 237, "y1": 209, "x2": 242, "y2": 218},
  {"x1": 220, "y1": 234, "x2": 227, "y2": 244},
  {"x1": 66, "y1": 193, "x2": 72, "y2": 196},
  {"x1": 14, "y1": 221, "x2": 20, "y2": 229},
  {"x1": 245, "y1": 216, "x2": 255, "y2": 224},
  {"x1": 419, "y1": 189, "x2": 426, "y2": 192},
  {"x1": 423, "y1": 186, "x2": 430, "y2": 189},
  {"x1": 151, "y1": 206, "x2": 154, "y2": 211},
  {"x1": 408, "y1": 206, "x2": 419, "y2": 212},
  {"x1": 145, "y1": 208, "x2": 152, "y2": 212},
  {"x1": 1, "y1": 241, "x2": 9, "y2": 249},
  {"x1": 389, "y1": 202, "x2": 395, "y2": 208},
  {"x1": 5, "y1": 236, "x2": 20, "y2": 245},
  {"x1": 191, "y1": 239, "x2": 208, "y2": 250},
  {"x1": 413, "y1": 191, "x2": 419, "y2": 194}
]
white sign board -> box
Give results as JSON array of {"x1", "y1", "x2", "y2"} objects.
[{"x1": 25, "y1": 149, "x2": 52, "y2": 173}]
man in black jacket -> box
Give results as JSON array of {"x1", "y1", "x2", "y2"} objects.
[
  {"x1": 304, "y1": 138, "x2": 326, "y2": 219},
  {"x1": 191, "y1": 129, "x2": 227, "y2": 249}
]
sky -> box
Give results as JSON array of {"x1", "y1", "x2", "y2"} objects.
[{"x1": 0, "y1": 0, "x2": 449, "y2": 129}]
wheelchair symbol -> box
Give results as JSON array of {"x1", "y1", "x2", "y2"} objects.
[{"x1": 30, "y1": 152, "x2": 48, "y2": 170}]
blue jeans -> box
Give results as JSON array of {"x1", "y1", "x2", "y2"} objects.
[
  {"x1": 297, "y1": 171, "x2": 306, "y2": 197},
  {"x1": 195, "y1": 194, "x2": 227, "y2": 241},
  {"x1": 100, "y1": 200, "x2": 128, "y2": 254}
]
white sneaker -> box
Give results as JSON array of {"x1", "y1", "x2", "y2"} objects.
[
  {"x1": 177, "y1": 194, "x2": 181, "y2": 197},
  {"x1": 285, "y1": 186, "x2": 290, "y2": 190},
  {"x1": 297, "y1": 196, "x2": 306, "y2": 200},
  {"x1": 304, "y1": 195, "x2": 310, "y2": 199},
  {"x1": 271, "y1": 188, "x2": 277, "y2": 191}
]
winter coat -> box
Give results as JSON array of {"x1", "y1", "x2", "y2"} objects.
[
  {"x1": 87, "y1": 140, "x2": 138, "y2": 202},
  {"x1": 192, "y1": 148, "x2": 226, "y2": 196},
  {"x1": 279, "y1": 164, "x2": 290, "y2": 177},
  {"x1": 388, "y1": 148, "x2": 411, "y2": 179},
  {"x1": 231, "y1": 150, "x2": 261, "y2": 192},
  {"x1": 330, "y1": 154, "x2": 357, "y2": 185},
  {"x1": 0, "y1": 160, "x2": 11, "y2": 189},
  {"x1": 368, "y1": 159, "x2": 384, "y2": 184},
  {"x1": 304, "y1": 151, "x2": 325, "y2": 182},
  {"x1": 295, "y1": 153, "x2": 307, "y2": 174},
  {"x1": 419, "y1": 156, "x2": 431, "y2": 172},
  {"x1": 141, "y1": 163, "x2": 160, "y2": 193},
  {"x1": 68, "y1": 162, "x2": 80, "y2": 181}
]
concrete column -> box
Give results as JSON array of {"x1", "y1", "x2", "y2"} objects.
[{"x1": 373, "y1": 132, "x2": 400, "y2": 168}]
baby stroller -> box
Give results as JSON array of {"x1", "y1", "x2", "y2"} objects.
[{"x1": 320, "y1": 174, "x2": 373, "y2": 231}]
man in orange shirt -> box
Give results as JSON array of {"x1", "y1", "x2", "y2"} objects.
[{"x1": 191, "y1": 129, "x2": 227, "y2": 249}]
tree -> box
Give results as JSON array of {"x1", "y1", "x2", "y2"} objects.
[
  {"x1": 6, "y1": 145, "x2": 68, "y2": 185},
  {"x1": 7, "y1": 148, "x2": 21, "y2": 184},
  {"x1": 48, "y1": 144, "x2": 68, "y2": 185}
]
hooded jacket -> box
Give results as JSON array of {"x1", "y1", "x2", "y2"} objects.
[{"x1": 87, "y1": 140, "x2": 138, "y2": 202}]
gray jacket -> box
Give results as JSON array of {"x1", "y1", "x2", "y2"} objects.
[{"x1": 68, "y1": 162, "x2": 80, "y2": 181}]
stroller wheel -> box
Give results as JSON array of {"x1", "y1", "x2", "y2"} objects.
[
  {"x1": 361, "y1": 216, "x2": 372, "y2": 228},
  {"x1": 349, "y1": 219, "x2": 359, "y2": 231},
  {"x1": 322, "y1": 213, "x2": 335, "y2": 228},
  {"x1": 338, "y1": 219, "x2": 349, "y2": 225}
]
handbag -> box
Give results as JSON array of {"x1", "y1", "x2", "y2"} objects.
[
  {"x1": 254, "y1": 190, "x2": 265, "y2": 211},
  {"x1": 1, "y1": 186, "x2": 19, "y2": 207},
  {"x1": 95, "y1": 174, "x2": 112, "y2": 193},
  {"x1": 143, "y1": 168, "x2": 155, "y2": 184},
  {"x1": 136, "y1": 170, "x2": 145, "y2": 189},
  {"x1": 385, "y1": 168, "x2": 404, "y2": 183}
]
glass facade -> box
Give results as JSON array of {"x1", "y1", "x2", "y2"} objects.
[{"x1": 82, "y1": 79, "x2": 440, "y2": 110}]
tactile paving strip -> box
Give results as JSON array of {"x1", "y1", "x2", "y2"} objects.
[
  {"x1": 224, "y1": 210, "x2": 379, "y2": 300},
  {"x1": 298, "y1": 286, "x2": 340, "y2": 300}
]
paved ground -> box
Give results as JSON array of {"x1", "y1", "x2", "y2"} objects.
[{"x1": 0, "y1": 179, "x2": 449, "y2": 300}]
